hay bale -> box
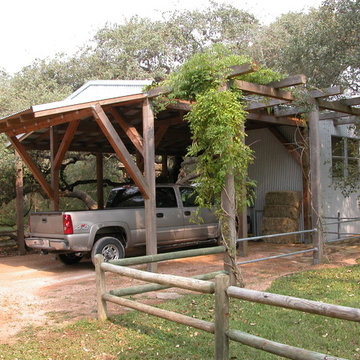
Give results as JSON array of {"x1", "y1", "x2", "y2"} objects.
[
  {"x1": 263, "y1": 205, "x2": 300, "y2": 220},
  {"x1": 265, "y1": 191, "x2": 301, "y2": 208},
  {"x1": 261, "y1": 217, "x2": 300, "y2": 243}
]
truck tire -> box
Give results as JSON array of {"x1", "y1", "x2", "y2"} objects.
[
  {"x1": 91, "y1": 236, "x2": 125, "y2": 265},
  {"x1": 58, "y1": 253, "x2": 83, "y2": 265}
]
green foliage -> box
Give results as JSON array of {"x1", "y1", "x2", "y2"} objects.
[
  {"x1": 252, "y1": 0, "x2": 360, "y2": 92},
  {"x1": 160, "y1": 45, "x2": 283, "y2": 215}
]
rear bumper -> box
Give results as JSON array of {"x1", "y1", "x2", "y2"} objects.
[{"x1": 25, "y1": 237, "x2": 70, "y2": 251}]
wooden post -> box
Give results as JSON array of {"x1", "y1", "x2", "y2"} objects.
[
  {"x1": 50, "y1": 126, "x2": 59, "y2": 211},
  {"x1": 95, "y1": 254, "x2": 108, "y2": 321},
  {"x1": 15, "y1": 151, "x2": 25, "y2": 255},
  {"x1": 221, "y1": 172, "x2": 242, "y2": 286},
  {"x1": 308, "y1": 101, "x2": 324, "y2": 264},
  {"x1": 300, "y1": 127, "x2": 312, "y2": 237},
  {"x1": 96, "y1": 153, "x2": 104, "y2": 209},
  {"x1": 214, "y1": 274, "x2": 230, "y2": 360},
  {"x1": 143, "y1": 98, "x2": 157, "y2": 272},
  {"x1": 237, "y1": 207, "x2": 248, "y2": 257}
]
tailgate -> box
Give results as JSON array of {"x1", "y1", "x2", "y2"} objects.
[{"x1": 30, "y1": 212, "x2": 64, "y2": 235}]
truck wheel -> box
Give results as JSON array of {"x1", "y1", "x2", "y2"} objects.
[
  {"x1": 58, "y1": 253, "x2": 83, "y2": 265},
  {"x1": 91, "y1": 236, "x2": 125, "y2": 264}
]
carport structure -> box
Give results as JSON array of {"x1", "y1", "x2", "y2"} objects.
[{"x1": 1, "y1": 63, "x2": 360, "y2": 269}]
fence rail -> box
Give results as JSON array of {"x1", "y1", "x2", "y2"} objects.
[
  {"x1": 236, "y1": 229, "x2": 318, "y2": 266},
  {"x1": 95, "y1": 247, "x2": 358, "y2": 360},
  {"x1": 323, "y1": 213, "x2": 360, "y2": 243}
]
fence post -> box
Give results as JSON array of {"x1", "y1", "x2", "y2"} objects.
[
  {"x1": 215, "y1": 274, "x2": 230, "y2": 360},
  {"x1": 95, "y1": 254, "x2": 108, "y2": 321},
  {"x1": 337, "y1": 212, "x2": 341, "y2": 240}
]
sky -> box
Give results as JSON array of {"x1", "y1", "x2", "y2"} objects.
[{"x1": 1, "y1": 0, "x2": 324, "y2": 74}]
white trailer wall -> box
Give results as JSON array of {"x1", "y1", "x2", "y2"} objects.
[
  {"x1": 319, "y1": 120, "x2": 360, "y2": 241},
  {"x1": 246, "y1": 127, "x2": 304, "y2": 238}
]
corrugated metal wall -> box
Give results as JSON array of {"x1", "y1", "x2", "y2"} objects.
[{"x1": 246, "y1": 127, "x2": 304, "y2": 237}]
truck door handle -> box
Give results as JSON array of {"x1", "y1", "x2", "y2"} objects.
[
  {"x1": 156, "y1": 213, "x2": 164, "y2": 218},
  {"x1": 184, "y1": 211, "x2": 191, "y2": 216}
]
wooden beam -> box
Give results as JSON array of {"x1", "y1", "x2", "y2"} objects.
[
  {"x1": 167, "y1": 100, "x2": 193, "y2": 112},
  {"x1": 307, "y1": 101, "x2": 324, "y2": 264},
  {"x1": 246, "y1": 99, "x2": 289, "y2": 111},
  {"x1": 334, "y1": 116, "x2": 360, "y2": 126},
  {"x1": 143, "y1": 98, "x2": 157, "y2": 272},
  {"x1": 339, "y1": 97, "x2": 360, "y2": 106},
  {"x1": 233, "y1": 80, "x2": 294, "y2": 101},
  {"x1": 319, "y1": 112, "x2": 349, "y2": 120},
  {"x1": 91, "y1": 103, "x2": 150, "y2": 199},
  {"x1": 246, "y1": 112, "x2": 305, "y2": 127},
  {"x1": 317, "y1": 98, "x2": 360, "y2": 116},
  {"x1": 8, "y1": 110, "x2": 91, "y2": 136},
  {"x1": 268, "y1": 127, "x2": 301, "y2": 164},
  {"x1": 54, "y1": 119, "x2": 80, "y2": 170},
  {"x1": 108, "y1": 107, "x2": 144, "y2": 156},
  {"x1": 227, "y1": 63, "x2": 258, "y2": 78},
  {"x1": 266, "y1": 74, "x2": 307, "y2": 89},
  {"x1": 274, "y1": 107, "x2": 306, "y2": 117},
  {"x1": 308, "y1": 85, "x2": 342, "y2": 99},
  {"x1": 33, "y1": 94, "x2": 145, "y2": 118},
  {"x1": 8, "y1": 135, "x2": 53, "y2": 200}
]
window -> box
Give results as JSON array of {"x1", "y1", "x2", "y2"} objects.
[
  {"x1": 106, "y1": 187, "x2": 144, "y2": 208},
  {"x1": 180, "y1": 187, "x2": 197, "y2": 207},
  {"x1": 331, "y1": 136, "x2": 359, "y2": 178},
  {"x1": 107, "y1": 186, "x2": 178, "y2": 208},
  {"x1": 156, "y1": 187, "x2": 177, "y2": 208}
]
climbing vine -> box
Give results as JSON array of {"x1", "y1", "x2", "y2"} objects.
[{"x1": 154, "y1": 45, "x2": 284, "y2": 218}]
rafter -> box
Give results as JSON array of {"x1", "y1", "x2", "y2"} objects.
[
  {"x1": 232, "y1": 80, "x2": 294, "y2": 101},
  {"x1": 91, "y1": 103, "x2": 150, "y2": 199},
  {"x1": 266, "y1": 74, "x2": 307, "y2": 89},
  {"x1": 246, "y1": 112, "x2": 305, "y2": 127},
  {"x1": 7, "y1": 110, "x2": 91, "y2": 136},
  {"x1": 317, "y1": 98, "x2": 360, "y2": 116},
  {"x1": 308, "y1": 86, "x2": 342, "y2": 99},
  {"x1": 108, "y1": 107, "x2": 144, "y2": 156},
  {"x1": 268, "y1": 127, "x2": 301, "y2": 164},
  {"x1": 54, "y1": 119, "x2": 80, "y2": 170}
]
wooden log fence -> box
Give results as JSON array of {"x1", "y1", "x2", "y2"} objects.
[{"x1": 95, "y1": 247, "x2": 359, "y2": 360}]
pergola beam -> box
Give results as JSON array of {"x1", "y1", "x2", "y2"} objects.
[
  {"x1": 232, "y1": 80, "x2": 294, "y2": 101},
  {"x1": 317, "y1": 98, "x2": 360, "y2": 116},
  {"x1": 266, "y1": 74, "x2": 307, "y2": 89},
  {"x1": 91, "y1": 103, "x2": 150, "y2": 199},
  {"x1": 246, "y1": 112, "x2": 305, "y2": 127}
]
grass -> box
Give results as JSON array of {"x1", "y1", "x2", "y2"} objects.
[{"x1": 0, "y1": 264, "x2": 359, "y2": 360}]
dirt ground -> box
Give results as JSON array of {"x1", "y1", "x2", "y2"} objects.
[{"x1": 0, "y1": 240, "x2": 359, "y2": 344}]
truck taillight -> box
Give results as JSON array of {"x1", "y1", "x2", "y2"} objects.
[{"x1": 63, "y1": 214, "x2": 73, "y2": 235}]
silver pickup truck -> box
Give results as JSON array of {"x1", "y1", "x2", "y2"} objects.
[{"x1": 26, "y1": 184, "x2": 219, "y2": 265}]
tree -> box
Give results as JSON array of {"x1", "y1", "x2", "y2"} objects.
[{"x1": 251, "y1": 0, "x2": 360, "y2": 92}]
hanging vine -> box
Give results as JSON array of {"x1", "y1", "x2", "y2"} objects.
[{"x1": 153, "y1": 45, "x2": 284, "y2": 218}]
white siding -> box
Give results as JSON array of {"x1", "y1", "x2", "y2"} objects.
[
  {"x1": 246, "y1": 127, "x2": 303, "y2": 236},
  {"x1": 319, "y1": 121, "x2": 360, "y2": 241}
]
